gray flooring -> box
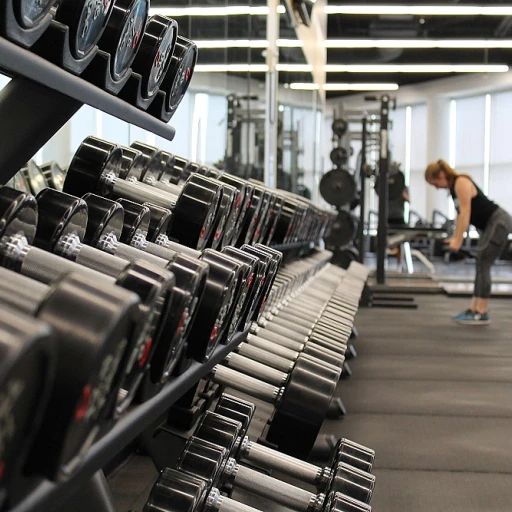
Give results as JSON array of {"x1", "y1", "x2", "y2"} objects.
[
  {"x1": 319, "y1": 294, "x2": 512, "y2": 511},
  {"x1": 108, "y1": 293, "x2": 512, "y2": 512}
]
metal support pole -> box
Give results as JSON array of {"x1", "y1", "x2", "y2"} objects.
[
  {"x1": 358, "y1": 117, "x2": 367, "y2": 263},
  {"x1": 0, "y1": 77, "x2": 81, "y2": 184},
  {"x1": 376, "y1": 96, "x2": 390, "y2": 284},
  {"x1": 264, "y1": 0, "x2": 279, "y2": 189}
]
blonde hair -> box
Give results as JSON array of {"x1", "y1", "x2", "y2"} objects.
[{"x1": 425, "y1": 159, "x2": 459, "y2": 185}]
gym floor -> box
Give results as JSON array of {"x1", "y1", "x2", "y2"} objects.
[
  {"x1": 108, "y1": 292, "x2": 512, "y2": 511},
  {"x1": 323, "y1": 293, "x2": 512, "y2": 511}
]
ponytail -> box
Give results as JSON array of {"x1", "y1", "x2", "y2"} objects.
[{"x1": 425, "y1": 159, "x2": 459, "y2": 185}]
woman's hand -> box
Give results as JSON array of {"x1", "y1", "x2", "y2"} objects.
[{"x1": 444, "y1": 237, "x2": 463, "y2": 252}]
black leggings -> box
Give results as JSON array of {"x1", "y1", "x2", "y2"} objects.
[{"x1": 475, "y1": 208, "x2": 512, "y2": 298}]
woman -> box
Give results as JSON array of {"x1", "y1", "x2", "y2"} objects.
[{"x1": 425, "y1": 159, "x2": 512, "y2": 325}]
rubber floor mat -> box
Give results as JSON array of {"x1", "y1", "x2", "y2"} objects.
[
  {"x1": 338, "y1": 379, "x2": 512, "y2": 417},
  {"x1": 346, "y1": 355, "x2": 512, "y2": 382},
  {"x1": 320, "y1": 413, "x2": 512, "y2": 473},
  {"x1": 371, "y1": 469, "x2": 512, "y2": 512}
]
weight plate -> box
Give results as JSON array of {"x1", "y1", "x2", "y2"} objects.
[
  {"x1": 168, "y1": 178, "x2": 221, "y2": 251},
  {"x1": 330, "y1": 146, "x2": 348, "y2": 167},
  {"x1": 214, "y1": 393, "x2": 256, "y2": 434},
  {"x1": 0, "y1": 187, "x2": 38, "y2": 244},
  {"x1": 130, "y1": 142, "x2": 164, "y2": 183},
  {"x1": 143, "y1": 202, "x2": 173, "y2": 242},
  {"x1": 145, "y1": 468, "x2": 209, "y2": 512},
  {"x1": 116, "y1": 198, "x2": 150, "y2": 242},
  {"x1": 81, "y1": 192, "x2": 124, "y2": 245},
  {"x1": 33, "y1": 188, "x2": 88, "y2": 252},
  {"x1": 324, "y1": 210, "x2": 356, "y2": 247},
  {"x1": 208, "y1": 183, "x2": 237, "y2": 250},
  {"x1": 40, "y1": 161, "x2": 66, "y2": 191},
  {"x1": 177, "y1": 436, "x2": 229, "y2": 487},
  {"x1": 187, "y1": 254, "x2": 236, "y2": 362},
  {"x1": 194, "y1": 411, "x2": 243, "y2": 456},
  {"x1": 331, "y1": 246, "x2": 359, "y2": 269},
  {"x1": 98, "y1": 0, "x2": 149, "y2": 81},
  {"x1": 63, "y1": 136, "x2": 123, "y2": 196},
  {"x1": 25, "y1": 273, "x2": 140, "y2": 479},
  {"x1": 22, "y1": 160, "x2": 48, "y2": 196},
  {"x1": 379, "y1": 169, "x2": 406, "y2": 201},
  {"x1": 266, "y1": 353, "x2": 340, "y2": 459},
  {"x1": 319, "y1": 169, "x2": 357, "y2": 207},
  {"x1": 15, "y1": 0, "x2": 58, "y2": 29},
  {"x1": 332, "y1": 118, "x2": 348, "y2": 138},
  {"x1": 56, "y1": 0, "x2": 115, "y2": 60},
  {"x1": 0, "y1": 308, "x2": 56, "y2": 499},
  {"x1": 119, "y1": 146, "x2": 146, "y2": 180},
  {"x1": 131, "y1": 14, "x2": 178, "y2": 99},
  {"x1": 161, "y1": 36, "x2": 198, "y2": 115}
]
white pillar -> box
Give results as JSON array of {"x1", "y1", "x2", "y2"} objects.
[
  {"x1": 264, "y1": 0, "x2": 279, "y2": 189},
  {"x1": 426, "y1": 95, "x2": 451, "y2": 221}
]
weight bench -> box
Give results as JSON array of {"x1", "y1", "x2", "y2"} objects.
[{"x1": 387, "y1": 226, "x2": 446, "y2": 275}]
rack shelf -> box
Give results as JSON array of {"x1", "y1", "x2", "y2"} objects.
[
  {"x1": 9, "y1": 329, "x2": 248, "y2": 512},
  {"x1": 0, "y1": 37, "x2": 176, "y2": 142}
]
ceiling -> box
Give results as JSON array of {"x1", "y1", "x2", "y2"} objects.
[{"x1": 153, "y1": 0, "x2": 512, "y2": 97}]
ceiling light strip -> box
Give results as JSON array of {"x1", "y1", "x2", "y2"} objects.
[
  {"x1": 324, "y1": 5, "x2": 512, "y2": 16},
  {"x1": 195, "y1": 64, "x2": 508, "y2": 73},
  {"x1": 325, "y1": 39, "x2": 512, "y2": 49},
  {"x1": 291, "y1": 83, "x2": 400, "y2": 91},
  {"x1": 194, "y1": 39, "x2": 303, "y2": 49},
  {"x1": 148, "y1": 6, "x2": 285, "y2": 16},
  {"x1": 324, "y1": 64, "x2": 509, "y2": 72}
]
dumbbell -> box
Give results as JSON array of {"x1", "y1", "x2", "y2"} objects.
[
  {"x1": 214, "y1": 394, "x2": 374, "y2": 473},
  {"x1": 0, "y1": 308, "x2": 56, "y2": 506},
  {"x1": 0, "y1": 268, "x2": 140, "y2": 480},
  {"x1": 36, "y1": 188, "x2": 240, "y2": 366},
  {"x1": 62, "y1": 136, "x2": 222, "y2": 250},
  {"x1": 118, "y1": 143, "x2": 238, "y2": 251},
  {"x1": 124, "y1": 143, "x2": 245, "y2": 250},
  {"x1": 209, "y1": 351, "x2": 340, "y2": 459},
  {"x1": 193, "y1": 409, "x2": 375, "y2": 504},
  {"x1": 236, "y1": 182, "x2": 272, "y2": 246},
  {"x1": 163, "y1": 154, "x2": 257, "y2": 247},
  {"x1": 110, "y1": 198, "x2": 260, "y2": 345},
  {"x1": 176, "y1": 436, "x2": 372, "y2": 512},
  {"x1": 144, "y1": 468, "x2": 264, "y2": 512},
  {"x1": 0, "y1": 187, "x2": 176, "y2": 413}
]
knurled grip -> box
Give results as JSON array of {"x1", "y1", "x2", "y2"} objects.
[
  {"x1": 242, "y1": 441, "x2": 321, "y2": 486},
  {"x1": 224, "y1": 353, "x2": 287, "y2": 387},
  {"x1": 21, "y1": 246, "x2": 116, "y2": 285},
  {"x1": 233, "y1": 463, "x2": 316, "y2": 512},
  {"x1": 237, "y1": 343, "x2": 294, "y2": 373},
  {"x1": 75, "y1": 244, "x2": 130, "y2": 277},
  {"x1": 111, "y1": 242, "x2": 168, "y2": 269}
]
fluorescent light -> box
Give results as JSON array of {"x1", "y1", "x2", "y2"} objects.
[
  {"x1": 149, "y1": 5, "x2": 285, "y2": 16},
  {"x1": 193, "y1": 63, "x2": 508, "y2": 73},
  {"x1": 324, "y1": 5, "x2": 512, "y2": 16},
  {"x1": 290, "y1": 83, "x2": 320, "y2": 90},
  {"x1": 194, "y1": 39, "x2": 302, "y2": 49},
  {"x1": 290, "y1": 83, "x2": 399, "y2": 91},
  {"x1": 195, "y1": 40, "x2": 269, "y2": 49},
  {"x1": 323, "y1": 64, "x2": 509, "y2": 73},
  {"x1": 276, "y1": 64, "x2": 313, "y2": 72},
  {"x1": 323, "y1": 83, "x2": 399, "y2": 91},
  {"x1": 194, "y1": 64, "x2": 269, "y2": 72},
  {"x1": 325, "y1": 39, "x2": 512, "y2": 49}
]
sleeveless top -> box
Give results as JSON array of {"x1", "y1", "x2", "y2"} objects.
[{"x1": 450, "y1": 176, "x2": 498, "y2": 230}]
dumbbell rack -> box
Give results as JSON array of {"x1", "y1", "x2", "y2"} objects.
[
  {"x1": 0, "y1": 36, "x2": 176, "y2": 184},
  {"x1": 0, "y1": 35, "x2": 332, "y2": 512},
  {"x1": 8, "y1": 330, "x2": 248, "y2": 512}
]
